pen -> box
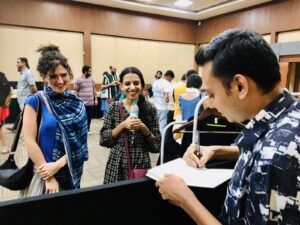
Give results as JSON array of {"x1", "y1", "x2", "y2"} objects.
[{"x1": 196, "y1": 143, "x2": 201, "y2": 158}]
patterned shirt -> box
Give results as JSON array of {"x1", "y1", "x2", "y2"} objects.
[
  {"x1": 100, "y1": 73, "x2": 118, "y2": 99},
  {"x1": 17, "y1": 68, "x2": 35, "y2": 109},
  {"x1": 221, "y1": 89, "x2": 300, "y2": 224},
  {"x1": 74, "y1": 76, "x2": 96, "y2": 106}
]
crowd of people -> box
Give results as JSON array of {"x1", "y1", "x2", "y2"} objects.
[{"x1": 0, "y1": 28, "x2": 299, "y2": 224}]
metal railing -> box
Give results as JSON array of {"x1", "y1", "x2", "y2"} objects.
[{"x1": 159, "y1": 96, "x2": 209, "y2": 165}]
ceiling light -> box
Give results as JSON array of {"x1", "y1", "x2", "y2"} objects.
[{"x1": 174, "y1": 0, "x2": 193, "y2": 7}]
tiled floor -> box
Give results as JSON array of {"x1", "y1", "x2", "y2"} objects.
[{"x1": 0, "y1": 119, "x2": 159, "y2": 202}]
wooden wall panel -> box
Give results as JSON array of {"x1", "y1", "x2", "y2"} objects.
[
  {"x1": 197, "y1": 0, "x2": 300, "y2": 43},
  {"x1": 0, "y1": 26, "x2": 27, "y2": 80},
  {"x1": 177, "y1": 44, "x2": 196, "y2": 77},
  {"x1": 279, "y1": 62, "x2": 290, "y2": 89},
  {"x1": 91, "y1": 35, "x2": 116, "y2": 83},
  {"x1": 158, "y1": 42, "x2": 179, "y2": 75},
  {"x1": 278, "y1": 30, "x2": 300, "y2": 43},
  {"x1": 137, "y1": 40, "x2": 160, "y2": 82},
  {"x1": 86, "y1": 6, "x2": 197, "y2": 44},
  {"x1": 115, "y1": 38, "x2": 139, "y2": 73},
  {"x1": 91, "y1": 34, "x2": 195, "y2": 84},
  {"x1": 0, "y1": 0, "x2": 196, "y2": 66},
  {"x1": 0, "y1": 0, "x2": 197, "y2": 44},
  {"x1": 262, "y1": 34, "x2": 271, "y2": 44},
  {"x1": 0, "y1": 0, "x2": 84, "y2": 31},
  {"x1": 0, "y1": 25, "x2": 83, "y2": 81}
]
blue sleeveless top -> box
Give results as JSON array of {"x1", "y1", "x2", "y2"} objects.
[
  {"x1": 179, "y1": 94, "x2": 201, "y2": 121},
  {"x1": 25, "y1": 93, "x2": 57, "y2": 162}
]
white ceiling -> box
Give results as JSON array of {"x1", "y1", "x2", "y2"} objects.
[{"x1": 73, "y1": 0, "x2": 273, "y2": 20}]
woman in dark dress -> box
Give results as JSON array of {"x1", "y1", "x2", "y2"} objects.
[{"x1": 100, "y1": 66, "x2": 161, "y2": 184}]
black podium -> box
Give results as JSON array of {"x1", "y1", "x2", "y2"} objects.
[{"x1": 0, "y1": 178, "x2": 228, "y2": 225}]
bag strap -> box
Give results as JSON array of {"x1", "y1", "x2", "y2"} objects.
[
  {"x1": 118, "y1": 101, "x2": 133, "y2": 174},
  {"x1": 9, "y1": 94, "x2": 42, "y2": 154}
]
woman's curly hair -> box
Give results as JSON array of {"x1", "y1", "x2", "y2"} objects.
[{"x1": 36, "y1": 44, "x2": 73, "y2": 79}]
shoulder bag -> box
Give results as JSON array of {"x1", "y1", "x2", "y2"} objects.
[
  {"x1": 0, "y1": 94, "x2": 42, "y2": 190},
  {"x1": 118, "y1": 101, "x2": 148, "y2": 179}
]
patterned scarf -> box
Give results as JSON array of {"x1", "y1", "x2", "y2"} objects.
[{"x1": 44, "y1": 86, "x2": 88, "y2": 189}]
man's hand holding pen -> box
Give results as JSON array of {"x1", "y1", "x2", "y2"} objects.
[{"x1": 183, "y1": 144, "x2": 215, "y2": 168}]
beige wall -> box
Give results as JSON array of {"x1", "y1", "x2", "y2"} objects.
[
  {"x1": 0, "y1": 25, "x2": 83, "y2": 82},
  {"x1": 91, "y1": 34, "x2": 195, "y2": 84},
  {"x1": 278, "y1": 30, "x2": 300, "y2": 43},
  {"x1": 262, "y1": 34, "x2": 271, "y2": 44}
]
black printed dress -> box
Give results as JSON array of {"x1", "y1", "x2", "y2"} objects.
[{"x1": 100, "y1": 101, "x2": 161, "y2": 184}]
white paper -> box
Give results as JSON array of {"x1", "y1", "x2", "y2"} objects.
[{"x1": 146, "y1": 158, "x2": 234, "y2": 188}]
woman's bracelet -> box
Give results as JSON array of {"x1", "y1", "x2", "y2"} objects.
[{"x1": 145, "y1": 131, "x2": 152, "y2": 137}]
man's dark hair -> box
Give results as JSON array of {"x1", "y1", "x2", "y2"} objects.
[
  {"x1": 186, "y1": 69, "x2": 197, "y2": 78},
  {"x1": 164, "y1": 70, "x2": 175, "y2": 78},
  {"x1": 195, "y1": 28, "x2": 281, "y2": 94},
  {"x1": 18, "y1": 57, "x2": 30, "y2": 69},
  {"x1": 181, "y1": 73, "x2": 187, "y2": 81},
  {"x1": 156, "y1": 70, "x2": 163, "y2": 76},
  {"x1": 186, "y1": 73, "x2": 202, "y2": 89},
  {"x1": 82, "y1": 65, "x2": 91, "y2": 74}
]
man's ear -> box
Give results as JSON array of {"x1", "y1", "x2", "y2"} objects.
[{"x1": 232, "y1": 74, "x2": 248, "y2": 99}]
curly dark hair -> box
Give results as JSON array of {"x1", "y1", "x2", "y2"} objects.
[
  {"x1": 36, "y1": 44, "x2": 73, "y2": 79},
  {"x1": 119, "y1": 66, "x2": 155, "y2": 128}
]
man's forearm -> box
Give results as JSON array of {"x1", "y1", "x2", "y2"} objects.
[
  {"x1": 211, "y1": 145, "x2": 239, "y2": 160},
  {"x1": 180, "y1": 189, "x2": 221, "y2": 225},
  {"x1": 101, "y1": 83, "x2": 111, "y2": 90}
]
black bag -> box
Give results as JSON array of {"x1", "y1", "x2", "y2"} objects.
[{"x1": 0, "y1": 95, "x2": 42, "y2": 190}]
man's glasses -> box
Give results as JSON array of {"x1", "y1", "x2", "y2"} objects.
[{"x1": 47, "y1": 73, "x2": 68, "y2": 80}]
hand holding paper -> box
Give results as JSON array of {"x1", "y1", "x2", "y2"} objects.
[{"x1": 147, "y1": 158, "x2": 233, "y2": 188}]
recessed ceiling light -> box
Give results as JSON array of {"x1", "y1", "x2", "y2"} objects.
[{"x1": 174, "y1": 0, "x2": 193, "y2": 8}]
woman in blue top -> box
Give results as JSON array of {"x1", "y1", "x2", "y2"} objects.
[
  {"x1": 21, "y1": 45, "x2": 88, "y2": 196},
  {"x1": 179, "y1": 73, "x2": 204, "y2": 121}
]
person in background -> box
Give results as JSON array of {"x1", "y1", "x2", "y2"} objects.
[
  {"x1": 100, "y1": 66, "x2": 161, "y2": 184},
  {"x1": 0, "y1": 72, "x2": 12, "y2": 154},
  {"x1": 165, "y1": 71, "x2": 176, "y2": 125},
  {"x1": 21, "y1": 44, "x2": 88, "y2": 197},
  {"x1": 7, "y1": 57, "x2": 37, "y2": 132},
  {"x1": 108, "y1": 65, "x2": 120, "y2": 98},
  {"x1": 173, "y1": 69, "x2": 197, "y2": 121},
  {"x1": 99, "y1": 71, "x2": 108, "y2": 118},
  {"x1": 156, "y1": 28, "x2": 300, "y2": 224},
  {"x1": 153, "y1": 70, "x2": 163, "y2": 84},
  {"x1": 179, "y1": 73, "x2": 204, "y2": 121},
  {"x1": 148, "y1": 70, "x2": 163, "y2": 98},
  {"x1": 100, "y1": 68, "x2": 119, "y2": 117},
  {"x1": 74, "y1": 65, "x2": 98, "y2": 134},
  {"x1": 152, "y1": 70, "x2": 175, "y2": 134}
]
